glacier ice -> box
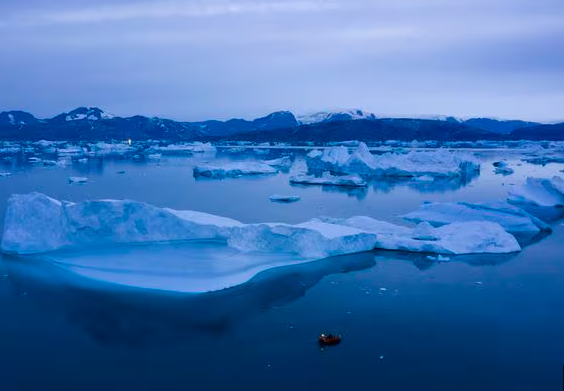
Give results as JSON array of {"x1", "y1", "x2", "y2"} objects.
[
  {"x1": 290, "y1": 172, "x2": 367, "y2": 187},
  {"x1": 403, "y1": 201, "x2": 551, "y2": 234},
  {"x1": 1, "y1": 193, "x2": 523, "y2": 258},
  {"x1": 1, "y1": 193, "x2": 243, "y2": 254},
  {"x1": 306, "y1": 142, "x2": 480, "y2": 178},
  {"x1": 508, "y1": 177, "x2": 564, "y2": 207},
  {"x1": 193, "y1": 162, "x2": 278, "y2": 178},
  {"x1": 320, "y1": 216, "x2": 520, "y2": 254},
  {"x1": 263, "y1": 156, "x2": 292, "y2": 170},
  {"x1": 149, "y1": 142, "x2": 217, "y2": 155}
]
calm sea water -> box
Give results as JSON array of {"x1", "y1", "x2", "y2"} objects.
[{"x1": 0, "y1": 149, "x2": 563, "y2": 390}]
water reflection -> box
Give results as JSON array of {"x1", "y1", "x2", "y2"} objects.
[
  {"x1": 373, "y1": 249, "x2": 519, "y2": 270},
  {"x1": 0, "y1": 251, "x2": 375, "y2": 348}
]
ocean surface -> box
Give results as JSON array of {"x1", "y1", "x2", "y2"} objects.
[{"x1": 0, "y1": 148, "x2": 563, "y2": 390}]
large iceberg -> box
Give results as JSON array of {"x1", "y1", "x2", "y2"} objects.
[
  {"x1": 508, "y1": 177, "x2": 564, "y2": 207},
  {"x1": 306, "y1": 143, "x2": 480, "y2": 178},
  {"x1": 193, "y1": 162, "x2": 277, "y2": 178},
  {"x1": 403, "y1": 201, "x2": 551, "y2": 234},
  {"x1": 2, "y1": 193, "x2": 522, "y2": 258},
  {"x1": 1, "y1": 193, "x2": 375, "y2": 258}
]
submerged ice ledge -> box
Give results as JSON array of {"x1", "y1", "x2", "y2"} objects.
[{"x1": 2, "y1": 193, "x2": 522, "y2": 258}]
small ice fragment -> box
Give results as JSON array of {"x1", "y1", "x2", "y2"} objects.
[
  {"x1": 475, "y1": 281, "x2": 483, "y2": 286},
  {"x1": 379, "y1": 288, "x2": 387, "y2": 292},
  {"x1": 269, "y1": 195, "x2": 301, "y2": 203},
  {"x1": 380, "y1": 355, "x2": 385, "y2": 360},
  {"x1": 68, "y1": 176, "x2": 88, "y2": 184}
]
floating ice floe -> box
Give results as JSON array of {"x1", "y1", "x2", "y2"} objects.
[
  {"x1": 290, "y1": 172, "x2": 367, "y2": 187},
  {"x1": 57, "y1": 145, "x2": 85, "y2": 156},
  {"x1": 149, "y1": 142, "x2": 216, "y2": 155},
  {"x1": 403, "y1": 201, "x2": 551, "y2": 234},
  {"x1": 320, "y1": 217, "x2": 521, "y2": 254},
  {"x1": 493, "y1": 161, "x2": 514, "y2": 175},
  {"x1": 263, "y1": 156, "x2": 292, "y2": 169},
  {"x1": 508, "y1": 177, "x2": 564, "y2": 207},
  {"x1": 42, "y1": 160, "x2": 57, "y2": 166},
  {"x1": 306, "y1": 142, "x2": 480, "y2": 178},
  {"x1": 68, "y1": 176, "x2": 88, "y2": 184},
  {"x1": 0, "y1": 172, "x2": 12, "y2": 177},
  {"x1": 193, "y1": 162, "x2": 277, "y2": 178},
  {"x1": 90, "y1": 142, "x2": 135, "y2": 156},
  {"x1": 28, "y1": 157, "x2": 41, "y2": 163},
  {"x1": 269, "y1": 195, "x2": 301, "y2": 203}
]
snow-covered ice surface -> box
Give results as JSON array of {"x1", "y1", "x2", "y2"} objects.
[
  {"x1": 508, "y1": 177, "x2": 564, "y2": 207},
  {"x1": 290, "y1": 172, "x2": 367, "y2": 187},
  {"x1": 193, "y1": 162, "x2": 278, "y2": 178},
  {"x1": 319, "y1": 217, "x2": 521, "y2": 254},
  {"x1": 306, "y1": 143, "x2": 480, "y2": 178},
  {"x1": 403, "y1": 201, "x2": 551, "y2": 235}
]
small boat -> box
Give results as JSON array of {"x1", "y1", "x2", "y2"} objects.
[{"x1": 318, "y1": 333, "x2": 342, "y2": 346}]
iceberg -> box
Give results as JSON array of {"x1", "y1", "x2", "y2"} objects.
[
  {"x1": 227, "y1": 220, "x2": 378, "y2": 258},
  {"x1": 57, "y1": 145, "x2": 84, "y2": 156},
  {"x1": 0, "y1": 172, "x2": 12, "y2": 177},
  {"x1": 90, "y1": 142, "x2": 135, "y2": 156},
  {"x1": 1, "y1": 193, "x2": 243, "y2": 254},
  {"x1": 306, "y1": 143, "x2": 480, "y2": 178},
  {"x1": 3, "y1": 194, "x2": 531, "y2": 258},
  {"x1": 493, "y1": 161, "x2": 514, "y2": 175},
  {"x1": 290, "y1": 172, "x2": 367, "y2": 187},
  {"x1": 193, "y1": 162, "x2": 277, "y2": 178},
  {"x1": 320, "y1": 217, "x2": 521, "y2": 254},
  {"x1": 268, "y1": 195, "x2": 301, "y2": 203},
  {"x1": 68, "y1": 176, "x2": 88, "y2": 184},
  {"x1": 149, "y1": 142, "x2": 216, "y2": 155},
  {"x1": 508, "y1": 177, "x2": 564, "y2": 207},
  {"x1": 403, "y1": 201, "x2": 551, "y2": 234},
  {"x1": 263, "y1": 156, "x2": 292, "y2": 169}
]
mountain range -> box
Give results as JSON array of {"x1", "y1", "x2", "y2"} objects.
[{"x1": 0, "y1": 107, "x2": 561, "y2": 142}]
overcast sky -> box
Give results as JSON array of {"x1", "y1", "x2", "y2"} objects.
[{"x1": 1, "y1": 0, "x2": 563, "y2": 121}]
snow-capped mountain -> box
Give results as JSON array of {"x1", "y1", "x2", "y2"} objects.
[
  {"x1": 51, "y1": 107, "x2": 115, "y2": 122},
  {"x1": 0, "y1": 111, "x2": 40, "y2": 127},
  {"x1": 297, "y1": 109, "x2": 376, "y2": 125}
]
